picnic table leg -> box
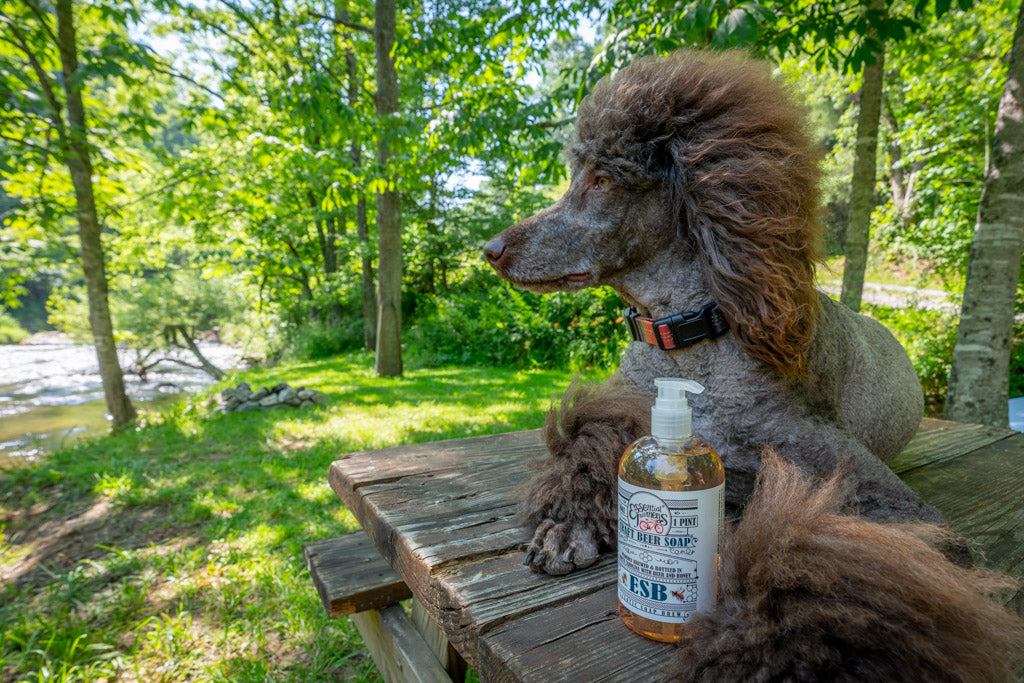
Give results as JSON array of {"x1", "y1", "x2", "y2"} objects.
[
  {"x1": 351, "y1": 603, "x2": 453, "y2": 683},
  {"x1": 304, "y1": 534, "x2": 467, "y2": 681},
  {"x1": 412, "y1": 598, "x2": 469, "y2": 682}
]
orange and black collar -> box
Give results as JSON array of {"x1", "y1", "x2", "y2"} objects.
[{"x1": 624, "y1": 303, "x2": 729, "y2": 350}]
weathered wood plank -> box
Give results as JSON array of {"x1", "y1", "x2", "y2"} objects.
[
  {"x1": 342, "y1": 476, "x2": 528, "y2": 607},
  {"x1": 914, "y1": 417, "x2": 954, "y2": 435},
  {"x1": 328, "y1": 437, "x2": 626, "y2": 659},
  {"x1": 474, "y1": 586, "x2": 672, "y2": 682},
  {"x1": 351, "y1": 604, "x2": 454, "y2": 683},
  {"x1": 323, "y1": 497, "x2": 623, "y2": 666},
  {"x1": 901, "y1": 431, "x2": 1024, "y2": 583},
  {"x1": 891, "y1": 419, "x2": 1016, "y2": 474},
  {"x1": 426, "y1": 553, "x2": 619, "y2": 656},
  {"x1": 302, "y1": 534, "x2": 411, "y2": 617},
  {"x1": 353, "y1": 455, "x2": 525, "y2": 530},
  {"x1": 328, "y1": 429, "x2": 544, "y2": 504},
  {"x1": 412, "y1": 599, "x2": 469, "y2": 682},
  {"x1": 392, "y1": 507, "x2": 525, "y2": 574}
]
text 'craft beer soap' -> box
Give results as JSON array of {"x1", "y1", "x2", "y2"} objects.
[{"x1": 617, "y1": 378, "x2": 725, "y2": 643}]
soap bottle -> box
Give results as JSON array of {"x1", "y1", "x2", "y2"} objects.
[{"x1": 617, "y1": 378, "x2": 725, "y2": 643}]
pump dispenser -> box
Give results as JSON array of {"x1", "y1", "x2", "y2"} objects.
[
  {"x1": 650, "y1": 378, "x2": 703, "y2": 440},
  {"x1": 617, "y1": 378, "x2": 725, "y2": 643}
]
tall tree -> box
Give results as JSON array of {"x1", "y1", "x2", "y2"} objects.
[
  {"x1": 163, "y1": 0, "x2": 377, "y2": 334},
  {"x1": 840, "y1": 0, "x2": 886, "y2": 312},
  {"x1": 373, "y1": 0, "x2": 401, "y2": 376},
  {"x1": 340, "y1": 0, "x2": 376, "y2": 352},
  {"x1": 163, "y1": 0, "x2": 581, "y2": 365},
  {"x1": 945, "y1": 0, "x2": 1024, "y2": 426},
  {"x1": 2, "y1": 0, "x2": 137, "y2": 427},
  {"x1": 54, "y1": 0, "x2": 135, "y2": 426},
  {"x1": 869, "y1": 0, "x2": 1015, "y2": 275}
]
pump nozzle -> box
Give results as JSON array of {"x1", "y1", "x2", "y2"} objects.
[{"x1": 651, "y1": 378, "x2": 704, "y2": 440}]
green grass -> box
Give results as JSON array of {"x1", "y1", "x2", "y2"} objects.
[
  {"x1": 0, "y1": 311, "x2": 28, "y2": 345},
  {"x1": 0, "y1": 352, "x2": 586, "y2": 681}
]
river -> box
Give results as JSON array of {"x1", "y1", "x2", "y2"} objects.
[{"x1": 0, "y1": 336, "x2": 239, "y2": 468}]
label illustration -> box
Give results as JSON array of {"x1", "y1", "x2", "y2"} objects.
[{"x1": 617, "y1": 480, "x2": 724, "y2": 624}]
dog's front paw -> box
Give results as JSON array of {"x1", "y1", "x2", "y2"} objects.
[{"x1": 522, "y1": 519, "x2": 600, "y2": 575}]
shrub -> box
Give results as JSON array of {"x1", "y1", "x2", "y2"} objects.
[
  {"x1": 407, "y1": 280, "x2": 628, "y2": 371},
  {"x1": 1010, "y1": 317, "x2": 1024, "y2": 399},
  {"x1": 862, "y1": 304, "x2": 958, "y2": 415},
  {"x1": 280, "y1": 317, "x2": 365, "y2": 360},
  {"x1": 863, "y1": 303, "x2": 1024, "y2": 415},
  {"x1": 278, "y1": 285, "x2": 369, "y2": 360},
  {"x1": 0, "y1": 310, "x2": 28, "y2": 344}
]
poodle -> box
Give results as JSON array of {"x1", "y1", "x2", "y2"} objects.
[
  {"x1": 484, "y1": 49, "x2": 933, "y2": 571},
  {"x1": 484, "y1": 50, "x2": 1024, "y2": 678}
]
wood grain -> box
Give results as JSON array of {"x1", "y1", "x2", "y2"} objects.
[
  {"x1": 351, "y1": 604, "x2": 453, "y2": 683},
  {"x1": 475, "y1": 587, "x2": 672, "y2": 682},
  {"x1": 327, "y1": 419, "x2": 1024, "y2": 681},
  {"x1": 901, "y1": 430, "x2": 1024, "y2": 607},
  {"x1": 890, "y1": 418, "x2": 1016, "y2": 474},
  {"x1": 302, "y1": 533, "x2": 411, "y2": 617}
]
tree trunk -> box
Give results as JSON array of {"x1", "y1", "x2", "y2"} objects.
[
  {"x1": 339, "y1": 0, "x2": 377, "y2": 351},
  {"x1": 374, "y1": 0, "x2": 402, "y2": 376},
  {"x1": 945, "y1": 0, "x2": 1024, "y2": 427},
  {"x1": 882, "y1": 96, "x2": 920, "y2": 231},
  {"x1": 166, "y1": 324, "x2": 226, "y2": 381},
  {"x1": 840, "y1": 0, "x2": 886, "y2": 312},
  {"x1": 325, "y1": 209, "x2": 340, "y2": 275},
  {"x1": 325, "y1": 207, "x2": 346, "y2": 322},
  {"x1": 358, "y1": 194, "x2": 376, "y2": 351},
  {"x1": 55, "y1": 0, "x2": 136, "y2": 427},
  {"x1": 310, "y1": 189, "x2": 332, "y2": 273}
]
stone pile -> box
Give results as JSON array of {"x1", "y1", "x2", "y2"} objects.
[{"x1": 218, "y1": 381, "x2": 326, "y2": 413}]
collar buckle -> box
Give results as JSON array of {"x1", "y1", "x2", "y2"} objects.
[{"x1": 625, "y1": 303, "x2": 729, "y2": 350}]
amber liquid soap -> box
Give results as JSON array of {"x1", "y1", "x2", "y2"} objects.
[{"x1": 617, "y1": 378, "x2": 725, "y2": 643}]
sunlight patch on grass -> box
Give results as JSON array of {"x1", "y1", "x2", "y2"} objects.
[
  {"x1": 295, "y1": 481, "x2": 335, "y2": 504},
  {"x1": 0, "y1": 353, "x2": 577, "y2": 680},
  {"x1": 93, "y1": 472, "x2": 133, "y2": 499}
]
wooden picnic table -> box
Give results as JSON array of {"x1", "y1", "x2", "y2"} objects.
[{"x1": 326, "y1": 418, "x2": 1024, "y2": 681}]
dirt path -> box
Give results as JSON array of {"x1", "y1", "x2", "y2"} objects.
[{"x1": 819, "y1": 281, "x2": 960, "y2": 312}]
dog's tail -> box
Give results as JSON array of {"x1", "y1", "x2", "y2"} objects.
[{"x1": 670, "y1": 451, "x2": 1024, "y2": 683}]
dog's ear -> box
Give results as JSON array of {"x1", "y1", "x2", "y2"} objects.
[
  {"x1": 686, "y1": 209, "x2": 819, "y2": 378},
  {"x1": 662, "y1": 64, "x2": 823, "y2": 378}
]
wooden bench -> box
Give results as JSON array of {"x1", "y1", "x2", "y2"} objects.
[{"x1": 303, "y1": 533, "x2": 468, "y2": 682}]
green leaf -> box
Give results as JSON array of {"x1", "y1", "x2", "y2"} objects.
[{"x1": 713, "y1": 7, "x2": 758, "y2": 48}]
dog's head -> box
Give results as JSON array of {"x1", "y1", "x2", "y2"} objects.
[{"x1": 485, "y1": 51, "x2": 824, "y2": 377}]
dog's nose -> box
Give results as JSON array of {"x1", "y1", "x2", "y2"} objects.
[{"x1": 483, "y1": 237, "x2": 506, "y2": 265}]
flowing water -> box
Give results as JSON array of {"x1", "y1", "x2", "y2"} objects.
[{"x1": 0, "y1": 336, "x2": 239, "y2": 468}]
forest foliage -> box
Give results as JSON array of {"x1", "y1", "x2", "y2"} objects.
[{"x1": 1, "y1": 0, "x2": 1022, "y2": 408}]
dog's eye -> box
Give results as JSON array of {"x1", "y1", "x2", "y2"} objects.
[{"x1": 594, "y1": 175, "x2": 612, "y2": 190}]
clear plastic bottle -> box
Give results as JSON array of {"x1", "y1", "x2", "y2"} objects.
[{"x1": 617, "y1": 378, "x2": 725, "y2": 643}]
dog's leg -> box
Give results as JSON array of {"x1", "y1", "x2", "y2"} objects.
[
  {"x1": 780, "y1": 423, "x2": 980, "y2": 564},
  {"x1": 726, "y1": 408, "x2": 946, "y2": 525},
  {"x1": 519, "y1": 376, "x2": 652, "y2": 575}
]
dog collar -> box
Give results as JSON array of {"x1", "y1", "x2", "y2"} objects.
[{"x1": 624, "y1": 303, "x2": 729, "y2": 350}]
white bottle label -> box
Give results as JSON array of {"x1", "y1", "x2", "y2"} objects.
[{"x1": 617, "y1": 480, "x2": 724, "y2": 624}]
